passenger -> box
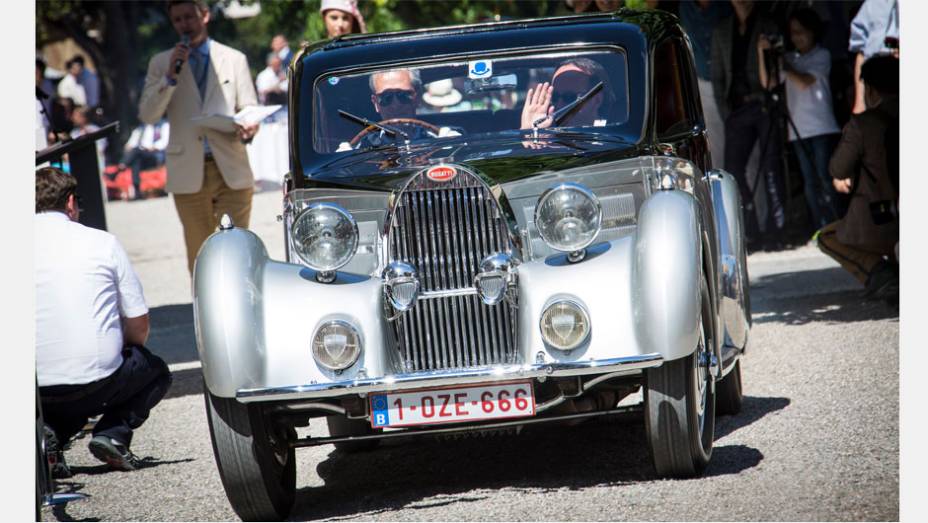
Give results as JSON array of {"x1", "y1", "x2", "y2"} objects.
[{"x1": 520, "y1": 57, "x2": 610, "y2": 130}]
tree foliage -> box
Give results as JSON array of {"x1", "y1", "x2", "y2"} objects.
[{"x1": 36, "y1": 0, "x2": 566, "y2": 156}]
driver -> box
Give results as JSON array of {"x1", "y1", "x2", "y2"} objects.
[
  {"x1": 344, "y1": 69, "x2": 461, "y2": 150},
  {"x1": 520, "y1": 57, "x2": 610, "y2": 130}
]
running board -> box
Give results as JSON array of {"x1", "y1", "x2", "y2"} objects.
[{"x1": 290, "y1": 404, "x2": 643, "y2": 448}]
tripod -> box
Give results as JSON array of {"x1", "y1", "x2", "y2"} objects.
[{"x1": 750, "y1": 48, "x2": 827, "y2": 242}]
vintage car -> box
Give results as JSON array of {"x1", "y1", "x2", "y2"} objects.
[{"x1": 194, "y1": 9, "x2": 751, "y2": 521}]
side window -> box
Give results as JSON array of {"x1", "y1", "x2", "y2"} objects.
[{"x1": 654, "y1": 37, "x2": 695, "y2": 138}]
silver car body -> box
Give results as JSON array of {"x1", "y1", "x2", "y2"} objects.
[{"x1": 194, "y1": 158, "x2": 750, "y2": 403}]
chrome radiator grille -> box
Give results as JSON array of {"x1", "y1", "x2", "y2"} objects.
[{"x1": 387, "y1": 170, "x2": 518, "y2": 371}]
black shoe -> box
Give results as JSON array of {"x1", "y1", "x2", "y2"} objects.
[
  {"x1": 88, "y1": 435, "x2": 141, "y2": 471},
  {"x1": 863, "y1": 261, "x2": 898, "y2": 300}
]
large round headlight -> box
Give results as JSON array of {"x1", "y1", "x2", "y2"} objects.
[
  {"x1": 312, "y1": 319, "x2": 362, "y2": 371},
  {"x1": 540, "y1": 298, "x2": 591, "y2": 351},
  {"x1": 534, "y1": 183, "x2": 602, "y2": 253},
  {"x1": 291, "y1": 203, "x2": 358, "y2": 272}
]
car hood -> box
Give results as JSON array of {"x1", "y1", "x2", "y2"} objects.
[{"x1": 301, "y1": 131, "x2": 647, "y2": 192}]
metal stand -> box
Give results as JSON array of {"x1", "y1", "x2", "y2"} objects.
[{"x1": 36, "y1": 122, "x2": 118, "y2": 231}]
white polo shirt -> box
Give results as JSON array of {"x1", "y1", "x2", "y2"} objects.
[{"x1": 35, "y1": 212, "x2": 149, "y2": 387}]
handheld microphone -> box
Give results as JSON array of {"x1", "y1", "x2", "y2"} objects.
[{"x1": 174, "y1": 34, "x2": 190, "y2": 75}]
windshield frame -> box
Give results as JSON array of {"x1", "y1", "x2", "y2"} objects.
[{"x1": 296, "y1": 39, "x2": 648, "y2": 176}]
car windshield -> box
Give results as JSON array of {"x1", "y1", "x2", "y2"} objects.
[{"x1": 312, "y1": 49, "x2": 630, "y2": 154}]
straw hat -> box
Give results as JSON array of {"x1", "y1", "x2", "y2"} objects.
[{"x1": 423, "y1": 79, "x2": 463, "y2": 108}]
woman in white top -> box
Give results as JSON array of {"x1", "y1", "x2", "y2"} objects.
[{"x1": 759, "y1": 8, "x2": 841, "y2": 230}]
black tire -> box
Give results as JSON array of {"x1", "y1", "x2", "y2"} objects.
[
  {"x1": 644, "y1": 275, "x2": 716, "y2": 478},
  {"x1": 326, "y1": 415, "x2": 381, "y2": 453},
  {"x1": 205, "y1": 391, "x2": 296, "y2": 521},
  {"x1": 716, "y1": 359, "x2": 744, "y2": 416}
]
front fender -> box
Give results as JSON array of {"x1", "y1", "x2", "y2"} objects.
[
  {"x1": 193, "y1": 227, "x2": 269, "y2": 398},
  {"x1": 633, "y1": 190, "x2": 702, "y2": 362}
]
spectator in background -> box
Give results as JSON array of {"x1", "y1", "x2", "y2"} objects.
[
  {"x1": 36, "y1": 167, "x2": 172, "y2": 475},
  {"x1": 256, "y1": 52, "x2": 288, "y2": 106},
  {"x1": 758, "y1": 8, "x2": 841, "y2": 231},
  {"x1": 270, "y1": 34, "x2": 293, "y2": 67},
  {"x1": 711, "y1": 0, "x2": 785, "y2": 251},
  {"x1": 120, "y1": 119, "x2": 170, "y2": 200},
  {"x1": 321, "y1": 0, "x2": 366, "y2": 39},
  {"x1": 678, "y1": 0, "x2": 732, "y2": 168},
  {"x1": 71, "y1": 55, "x2": 101, "y2": 109},
  {"x1": 69, "y1": 106, "x2": 106, "y2": 173},
  {"x1": 49, "y1": 96, "x2": 76, "y2": 144},
  {"x1": 849, "y1": 0, "x2": 898, "y2": 114},
  {"x1": 36, "y1": 59, "x2": 54, "y2": 141},
  {"x1": 57, "y1": 58, "x2": 87, "y2": 107},
  {"x1": 817, "y1": 55, "x2": 898, "y2": 300}
]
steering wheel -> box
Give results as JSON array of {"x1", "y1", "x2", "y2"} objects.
[{"x1": 349, "y1": 118, "x2": 441, "y2": 147}]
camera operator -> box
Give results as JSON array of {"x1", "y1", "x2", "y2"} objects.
[
  {"x1": 816, "y1": 55, "x2": 898, "y2": 301},
  {"x1": 711, "y1": 0, "x2": 785, "y2": 251},
  {"x1": 757, "y1": 8, "x2": 841, "y2": 231}
]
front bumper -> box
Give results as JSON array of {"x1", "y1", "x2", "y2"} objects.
[{"x1": 236, "y1": 353, "x2": 663, "y2": 403}]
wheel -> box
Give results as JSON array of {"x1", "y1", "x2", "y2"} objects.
[
  {"x1": 716, "y1": 359, "x2": 744, "y2": 415},
  {"x1": 349, "y1": 117, "x2": 441, "y2": 146},
  {"x1": 326, "y1": 415, "x2": 381, "y2": 453},
  {"x1": 644, "y1": 274, "x2": 716, "y2": 477},
  {"x1": 205, "y1": 391, "x2": 296, "y2": 521}
]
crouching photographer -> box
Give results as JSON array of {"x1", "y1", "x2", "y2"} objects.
[{"x1": 816, "y1": 55, "x2": 898, "y2": 301}]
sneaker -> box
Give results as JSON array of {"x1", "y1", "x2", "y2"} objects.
[{"x1": 88, "y1": 435, "x2": 141, "y2": 471}]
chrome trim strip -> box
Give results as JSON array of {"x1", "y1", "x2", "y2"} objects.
[
  {"x1": 419, "y1": 287, "x2": 478, "y2": 299},
  {"x1": 236, "y1": 353, "x2": 663, "y2": 402}
]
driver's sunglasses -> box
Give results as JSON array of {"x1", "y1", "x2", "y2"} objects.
[
  {"x1": 551, "y1": 91, "x2": 583, "y2": 106},
  {"x1": 376, "y1": 89, "x2": 415, "y2": 106}
]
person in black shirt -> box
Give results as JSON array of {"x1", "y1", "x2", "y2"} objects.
[{"x1": 711, "y1": 0, "x2": 785, "y2": 250}]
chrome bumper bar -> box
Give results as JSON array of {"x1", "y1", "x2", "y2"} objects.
[{"x1": 236, "y1": 353, "x2": 663, "y2": 403}]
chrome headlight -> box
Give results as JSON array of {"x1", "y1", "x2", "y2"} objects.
[
  {"x1": 540, "y1": 298, "x2": 591, "y2": 351},
  {"x1": 383, "y1": 261, "x2": 420, "y2": 311},
  {"x1": 312, "y1": 319, "x2": 362, "y2": 371},
  {"x1": 291, "y1": 203, "x2": 359, "y2": 273},
  {"x1": 534, "y1": 183, "x2": 602, "y2": 253}
]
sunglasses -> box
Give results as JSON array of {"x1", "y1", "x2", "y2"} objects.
[
  {"x1": 376, "y1": 89, "x2": 415, "y2": 106},
  {"x1": 551, "y1": 91, "x2": 583, "y2": 106}
]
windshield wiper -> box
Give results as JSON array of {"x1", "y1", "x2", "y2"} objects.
[
  {"x1": 532, "y1": 81, "x2": 605, "y2": 129},
  {"x1": 338, "y1": 110, "x2": 409, "y2": 141}
]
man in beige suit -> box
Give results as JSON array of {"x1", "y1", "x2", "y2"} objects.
[{"x1": 139, "y1": 0, "x2": 259, "y2": 273}]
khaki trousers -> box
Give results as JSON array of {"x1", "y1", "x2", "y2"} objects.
[
  {"x1": 815, "y1": 221, "x2": 884, "y2": 285},
  {"x1": 173, "y1": 159, "x2": 253, "y2": 274}
]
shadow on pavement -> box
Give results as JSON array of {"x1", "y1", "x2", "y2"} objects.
[
  {"x1": 68, "y1": 457, "x2": 195, "y2": 477},
  {"x1": 147, "y1": 303, "x2": 198, "y2": 367},
  {"x1": 288, "y1": 396, "x2": 780, "y2": 521},
  {"x1": 715, "y1": 395, "x2": 790, "y2": 440},
  {"x1": 750, "y1": 267, "x2": 898, "y2": 326},
  {"x1": 163, "y1": 367, "x2": 204, "y2": 400}
]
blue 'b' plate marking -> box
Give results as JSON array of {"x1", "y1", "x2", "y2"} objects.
[{"x1": 370, "y1": 394, "x2": 389, "y2": 427}]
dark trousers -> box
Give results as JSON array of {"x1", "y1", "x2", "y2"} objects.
[
  {"x1": 40, "y1": 345, "x2": 172, "y2": 447},
  {"x1": 724, "y1": 102, "x2": 786, "y2": 241},
  {"x1": 121, "y1": 149, "x2": 163, "y2": 194},
  {"x1": 791, "y1": 134, "x2": 839, "y2": 230}
]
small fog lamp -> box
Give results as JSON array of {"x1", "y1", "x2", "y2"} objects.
[
  {"x1": 540, "y1": 299, "x2": 590, "y2": 351},
  {"x1": 312, "y1": 320, "x2": 362, "y2": 371},
  {"x1": 474, "y1": 252, "x2": 513, "y2": 306},
  {"x1": 383, "y1": 261, "x2": 420, "y2": 311}
]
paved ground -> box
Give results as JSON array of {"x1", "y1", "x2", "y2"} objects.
[{"x1": 41, "y1": 191, "x2": 899, "y2": 521}]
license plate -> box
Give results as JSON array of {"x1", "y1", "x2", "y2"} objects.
[{"x1": 369, "y1": 381, "x2": 535, "y2": 428}]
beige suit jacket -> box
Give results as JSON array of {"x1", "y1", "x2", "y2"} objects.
[{"x1": 138, "y1": 39, "x2": 257, "y2": 194}]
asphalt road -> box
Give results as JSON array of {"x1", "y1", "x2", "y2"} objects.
[{"x1": 41, "y1": 191, "x2": 899, "y2": 521}]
